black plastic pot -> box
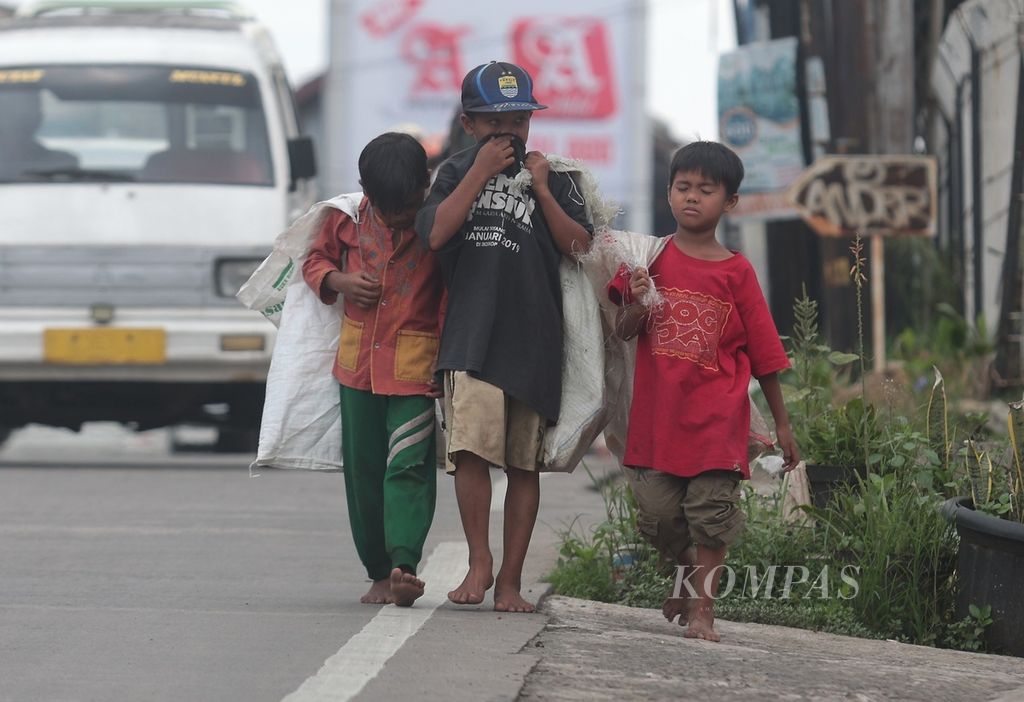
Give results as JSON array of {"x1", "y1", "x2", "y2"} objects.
[
  {"x1": 804, "y1": 464, "x2": 868, "y2": 509},
  {"x1": 941, "y1": 496, "x2": 1024, "y2": 657}
]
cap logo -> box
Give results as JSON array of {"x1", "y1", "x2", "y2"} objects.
[{"x1": 498, "y1": 74, "x2": 519, "y2": 98}]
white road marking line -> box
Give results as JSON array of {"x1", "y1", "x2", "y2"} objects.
[{"x1": 281, "y1": 540, "x2": 469, "y2": 702}]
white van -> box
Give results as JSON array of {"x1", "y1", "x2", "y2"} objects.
[{"x1": 0, "y1": 0, "x2": 316, "y2": 450}]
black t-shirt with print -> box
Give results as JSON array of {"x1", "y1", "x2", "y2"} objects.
[{"x1": 415, "y1": 145, "x2": 592, "y2": 422}]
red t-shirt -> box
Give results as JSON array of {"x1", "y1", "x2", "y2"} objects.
[{"x1": 608, "y1": 243, "x2": 789, "y2": 479}]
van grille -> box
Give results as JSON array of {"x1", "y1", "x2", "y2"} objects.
[{"x1": 0, "y1": 245, "x2": 267, "y2": 308}]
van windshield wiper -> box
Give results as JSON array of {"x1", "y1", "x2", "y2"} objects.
[{"x1": 23, "y1": 167, "x2": 136, "y2": 182}]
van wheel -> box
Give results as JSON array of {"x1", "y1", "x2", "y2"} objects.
[{"x1": 215, "y1": 427, "x2": 260, "y2": 454}]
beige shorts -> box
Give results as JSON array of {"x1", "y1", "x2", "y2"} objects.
[
  {"x1": 623, "y1": 468, "x2": 745, "y2": 558},
  {"x1": 442, "y1": 370, "x2": 545, "y2": 473}
]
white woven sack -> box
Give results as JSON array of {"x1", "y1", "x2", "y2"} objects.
[
  {"x1": 540, "y1": 258, "x2": 607, "y2": 471},
  {"x1": 252, "y1": 281, "x2": 344, "y2": 472},
  {"x1": 240, "y1": 194, "x2": 362, "y2": 472},
  {"x1": 238, "y1": 193, "x2": 362, "y2": 327}
]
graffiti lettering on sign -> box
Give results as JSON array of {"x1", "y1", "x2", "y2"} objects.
[{"x1": 787, "y1": 156, "x2": 937, "y2": 237}]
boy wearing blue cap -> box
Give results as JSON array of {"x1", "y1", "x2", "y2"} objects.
[{"x1": 416, "y1": 61, "x2": 593, "y2": 613}]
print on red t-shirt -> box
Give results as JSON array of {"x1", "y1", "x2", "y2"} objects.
[{"x1": 652, "y1": 288, "x2": 733, "y2": 372}]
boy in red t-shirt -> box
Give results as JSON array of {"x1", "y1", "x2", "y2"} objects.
[{"x1": 609, "y1": 141, "x2": 800, "y2": 641}]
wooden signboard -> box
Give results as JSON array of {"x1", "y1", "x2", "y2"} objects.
[{"x1": 786, "y1": 155, "x2": 937, "y2": 237}]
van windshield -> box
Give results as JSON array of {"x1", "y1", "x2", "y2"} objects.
[{"x1": 0, "y1": 65, "x2": 274, "y2": 186}]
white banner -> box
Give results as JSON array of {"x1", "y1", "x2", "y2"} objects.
[{"x1": 326, "y1": 0, "x2": 647, "y2": 230}]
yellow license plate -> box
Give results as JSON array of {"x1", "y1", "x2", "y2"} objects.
[{"x1": 44, "y1": 328, "x2": 166, "y2": 365}]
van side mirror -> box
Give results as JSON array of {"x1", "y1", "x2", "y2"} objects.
[{"x1": 288, "y1": 136, "x2": 317, "y2": 190}]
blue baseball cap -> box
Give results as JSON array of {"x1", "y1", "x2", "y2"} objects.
[{"x1": 461, "y1": 61, "x2": 547, "y2": 113}]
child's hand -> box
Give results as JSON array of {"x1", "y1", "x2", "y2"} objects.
[
  {"x1": 425, "y1": 363, "x2": 442, "y2": 398},
  {"x1": 524, "y1": 151, "x2": 550, "y2": 192},
  {"x1": 629, "y1": 267, "x2": 652, "y2": 302},
  {"x1": 776, "y1": 424, "x2": 801, "y2": 472},
  {"x1": 425, "y1": 378, "x2": 442, "y2": 399},
  {"x1": 337, "y1": 270, "x2": 381, "y2": 308},
  {"x1": 471, "y1": 135, "x2": 516, "y2": 178}
]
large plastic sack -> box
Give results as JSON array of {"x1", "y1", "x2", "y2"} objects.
[
  {"x1": 531, "y1": 158, "x2": 618, "y2": 472},
  {"x1": 540, "y1": 258, "x2": 606, "y2": 471},
  {"x1": 254, "y1": 281, "x2": 344, "y2": 471},
  {"x1": 576, "y1": 229, "x2": 670, "y2": 466},
  {"x1": 239, "y1": 194, "x2": 362, "y2": 472}
]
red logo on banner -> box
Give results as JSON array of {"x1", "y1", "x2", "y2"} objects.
[
  {"x1": 401, "y1": 24, "x2": 469, "y2": 95},
  {"x1": 512, "y1": 18, "x2": 616, "y2": 119},
  {"x1": 361, "y1": 0, "x2": 422, "y2": 38}
]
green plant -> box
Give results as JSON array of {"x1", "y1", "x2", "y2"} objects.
[
  {"x1": 547, "y1": 467, "x2": 666, "y2": 605},
  {"x1": 548, "y1": 515, "x2": 622, "y2": 603},
  {"x1": 785, "y1": 287, "x2": 858, "y2": 420},
  {"x1": 783, "y1": 287, "x2": 862, "y2": 465},
  {"x1": 903, "y1": 367, "x2": 966, "y2": 495},
  {"x1": 885, "y1": 237, "x2": 961, "y2": 339},
  {"x1": 714, "y1": 598, "x2": 882, "y2": 640},
  {"x1": 927, "y1": 366, "x2": 952, "y2": 469},
  {"x1": 801, "y1": 397, "x2": 882, "y2": 468},
  {"x1": 1004, "y1": 397, "x2": 1024, "y2": 523},
  {"x1": 893, "y1": 303, "x2": 994, "y2": 401},
  {"x1": 849, "y1": 234, "x2": 868, "y2": 397},
  {"x1": 726, "y1": 486, "x2": 823, "y2": 587},
  {"x1": 810, "y1": 474, "x2": 962, "y2": 647},
  {"x1": 965, "y1": 440, "x2": 999, "y2": 512},
  {"x1": 941, "y1": 604, "x2": 993, "y2": 652}
]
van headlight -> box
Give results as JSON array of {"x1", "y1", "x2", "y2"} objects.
[{"x1": 215, "y1": 258, "x2": 263, "y2": 297}]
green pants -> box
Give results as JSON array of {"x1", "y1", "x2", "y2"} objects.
[{"x1": 339, "y1": 385, "x2": 437, "y2": 580}]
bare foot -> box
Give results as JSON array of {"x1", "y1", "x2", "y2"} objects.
[
  {"x1": 448, "y1": 563, "x2": 493, "y2": 605},
  {"x1": 493, "y1": 585, "x2": 535, "y2": 613},
  {"x1": 360, "y1": 578, "x2": 394, "y2": 605},
  {"x1": 389, "y1": 568, "x2": 425, "y2": 608},
  {"x1": 662, "y1": 597, "x2": 688, "y2": 624},
  {"x1": 683, "y1": 602, "x2": 720, "y2": 642}
]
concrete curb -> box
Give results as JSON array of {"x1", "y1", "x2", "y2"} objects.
[
  {"x1": 988, "y1": 685, "x2": 1024, "y2": 702},
  {"x1": 517, "y1": 596, "x2": 1024, "y2": 701}
]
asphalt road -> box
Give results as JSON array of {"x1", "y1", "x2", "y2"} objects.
[{"x1": 0, "y1": 424, "x2": 616, "y2": 702}]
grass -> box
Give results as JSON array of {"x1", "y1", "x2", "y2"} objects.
[{"x1": 808, "y1": 475, "x2": 961, "y2": 646}]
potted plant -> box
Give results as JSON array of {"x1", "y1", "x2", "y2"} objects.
[
  {"x1": 938, "y1": 375, "x2": 1024, "y2": 656},
  {"x1": 801, "y1": 397, "x2": 880, "y2": 508},
  {"x1": 783, "y1": 288, "x2": 875, "y2": 507}
]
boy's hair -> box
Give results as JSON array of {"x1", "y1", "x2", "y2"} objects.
[
  {"x1": 668, "y1": 141, "x2": 745, "y2": 197},
  {"x1": 358, "y1": 132, "x2": 429, "y2": 214}
]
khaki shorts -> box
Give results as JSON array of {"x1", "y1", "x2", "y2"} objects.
[
  {"x1": 624, "y1": 468, "x2": 745, "y2": 558},
  {"x1": 442, "y1": 371, "x2": 545, "y2": 473}
]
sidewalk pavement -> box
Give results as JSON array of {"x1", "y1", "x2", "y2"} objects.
[{"x1": 517, "y1": 595, "x2": 1024, "y2": 702}]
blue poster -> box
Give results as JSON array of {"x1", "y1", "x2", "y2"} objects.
[{"x1": 718, "y1": 37, "x2": 805, "y2": 197}]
